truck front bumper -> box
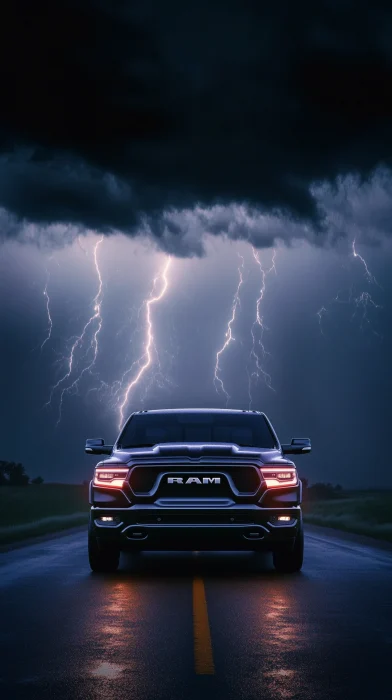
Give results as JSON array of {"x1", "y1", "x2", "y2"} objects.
[{"x1": 90, "y1": 504, "x2": 302, "y2": 551}]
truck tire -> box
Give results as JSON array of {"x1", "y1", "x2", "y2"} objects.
[
  {"x1": 88, "y1": 524, "x2": 120, "y2": 573},
  {"x1": 272, "y1": 525, "x2": 304, "y2": 573}
]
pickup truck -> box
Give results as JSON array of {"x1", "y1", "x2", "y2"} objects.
[{"x1": 86, "y1": 408, "x2": 311, "y2": 573}]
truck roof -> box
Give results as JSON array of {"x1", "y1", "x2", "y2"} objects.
[{"x1": 135, "y1": 408, "x2": 263, "y2": 415}]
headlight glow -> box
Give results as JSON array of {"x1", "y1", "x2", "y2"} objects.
[
  {"x1": 261, "y1": 468, "x2": 298, "y2": 488},
  {"x1": 93, "y1": 468, "x2": 129, "y2": 488}
]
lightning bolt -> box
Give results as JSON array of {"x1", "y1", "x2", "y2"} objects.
[
  {"x1": 214, "y1": 254, "x2": 245, "y2": 406},
  {"x1": 316, "y1": 306, "x2": 329, "y2": 336},
  {"x1": 317, "y1": 285, "x2": 354, "y2": 335},
  {"x1": 40, "y1": 268, "x2": 53, "y2": 351},
  {"x1": 317, "y1": 239, "x2": 382, "y2": 336},
  {"x1": 138, "y1": 322, "x2": 179, "y2": 406},
  {"x1": 351, "y1": 240, "x2": 382, "y2": 335},
  {"x1": 104, "y1": 304, "x2": 141, "y2": 406},
  {"x1": 248, "y1": 247, "x2": 277, "y2": 404},
  {"x1": 352, "y1": 292, "x2": 383, "y2": 336},
  {"x1": 86, "y1": 379, "x2": 110, "y2": 402},
  {"x1": 116, "y1": 257, "x2": 171, "y2": 430},
  {"x1": 31, "y1": 255, "x2": 61, "y2": 354},
  {"x1": 352, "y1": 239, "x2": 379, "y2": 286},
  {"x1": 44, "y1": 236, "x2": 104, "y2": 424}
]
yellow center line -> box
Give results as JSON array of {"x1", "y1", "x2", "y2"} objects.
[{"x1": 192, "y1": 576, "x2": 215, "y2": 675}]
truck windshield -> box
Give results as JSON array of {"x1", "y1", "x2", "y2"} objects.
[{"x1": 118, "y1": 412, "x2": 277, "y2": 449}]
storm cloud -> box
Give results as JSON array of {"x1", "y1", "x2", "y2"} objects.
[{"x1": 2, "y1": 1, "x2": 392, "y2": 252}]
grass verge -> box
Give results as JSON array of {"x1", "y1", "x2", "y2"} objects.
[
  {"x1": 0, "y1": 513, "x2": 88, "y2": 545},
  {"x1": 303, "y1": 491, "x2": 392, "y2": 543},
  {"x1": 0, "y1": 484, "x2": 89, "y2": 545}
]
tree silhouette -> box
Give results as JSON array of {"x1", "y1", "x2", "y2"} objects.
[
  {"x1": 0, "y1": 461, "x2": 8, "y2": 485},
  {"x1": 0, "y1": 460, "x2": 30, "y2": 486},
  {"x1": 8, "y1": 462, "x2": 29, "y2": 486}
]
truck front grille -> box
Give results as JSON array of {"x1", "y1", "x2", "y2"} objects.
[{"x1": 129, "y1": 464, "x2": 261, "y2": 495}]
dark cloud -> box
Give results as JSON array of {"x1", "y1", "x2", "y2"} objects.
[{"x1": 1, "y1": 1, "x2": 392, "y2": 249}]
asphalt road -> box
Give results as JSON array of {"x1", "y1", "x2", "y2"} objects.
[{"x1": 1, "y1": 526, "x2": 392, "y2": 700}]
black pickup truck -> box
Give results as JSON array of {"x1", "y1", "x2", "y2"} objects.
[{"x1": 86, "y1": 408, "x2": 311, "y2": 573}]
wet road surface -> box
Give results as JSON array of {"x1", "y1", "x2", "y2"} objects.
[{"x1": 1, "y1": 525, "x2": 391, "y2": 700}]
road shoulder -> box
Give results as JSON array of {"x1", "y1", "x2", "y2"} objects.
[
  {"x1": 305, "y1": 522, "x2": 392, "y2": 552},
  {"x1": 0, "y1": 525, "x2": 86, "y2": 554}
]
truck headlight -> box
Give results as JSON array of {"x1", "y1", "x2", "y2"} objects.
[
  {"x1": 260, "y1": 468, "x2": 297, "y2": 488},
  {"x1": 93, "y1": 468, "x2": 129, "y2": 488}
]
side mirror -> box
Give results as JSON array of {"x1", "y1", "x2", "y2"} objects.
[
  {"x1": 281, "y1": 438, "x2": 311, "y2": 455},
  {"x1": 85, "y1": 438, "x2": 113, "y2": 455}
]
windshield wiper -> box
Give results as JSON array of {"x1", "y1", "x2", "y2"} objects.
[
  {"x1": 119, "y1": 443, "x2": 155, "y2": 449},
  {"x1": 236, "y1": 444, "x2": 276, "y2": 448},
  {"x1": 236, "y1": 444, "x2": 261, "y2": 447}
]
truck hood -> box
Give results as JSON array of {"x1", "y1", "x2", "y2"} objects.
[{"x1": 104, "y1": 443, "x2": 294, "y2": 466}]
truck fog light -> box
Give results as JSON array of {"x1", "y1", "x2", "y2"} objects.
[
  {"x1": 269, "y1": 514, "x2": 297, "y2": 526},
  {"x1": 95, "y1": 516, "x2": 120, "y2": 525}
]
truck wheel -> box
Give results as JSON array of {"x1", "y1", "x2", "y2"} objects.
[
  {"x1": 272, "y1": 525, "x2": 304, "y2": 573},
  {"x1": 88, "y1": 527, "x2": 120, "y2": 573}
]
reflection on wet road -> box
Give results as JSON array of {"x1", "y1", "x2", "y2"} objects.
[{"x1": 1, "y1": 526, "x2": 392, "y2": 700}]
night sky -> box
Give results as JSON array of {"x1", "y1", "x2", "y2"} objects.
[{"x1": 0, "y1": 1, "x2": 391, "y2": 487}]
